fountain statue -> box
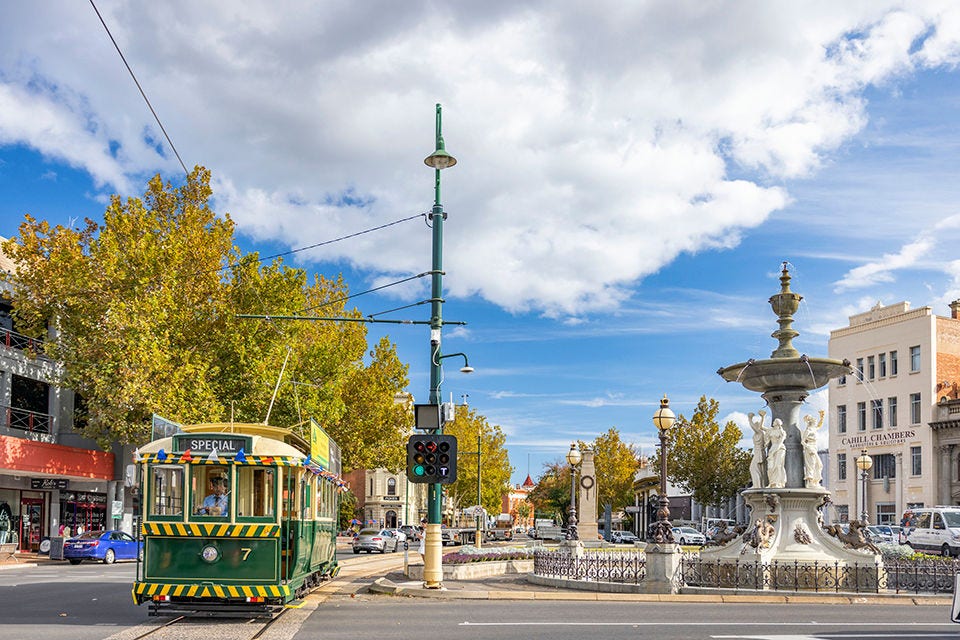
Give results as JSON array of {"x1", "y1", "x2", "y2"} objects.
[{"x1": 703, "y1": 263, "x2": 880, "y2": 577}]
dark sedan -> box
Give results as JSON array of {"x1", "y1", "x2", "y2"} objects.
[{"x1": 63, "y1": 530, "x2": 142, "y2": 564}]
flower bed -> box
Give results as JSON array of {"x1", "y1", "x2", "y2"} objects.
[{"x1": 442, "y1": 545, "x2": 534, "y2": 565}]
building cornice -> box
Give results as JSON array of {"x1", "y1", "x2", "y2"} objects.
[{"x1": 830, "y1": 306, "x2": 933, "y2": 339}]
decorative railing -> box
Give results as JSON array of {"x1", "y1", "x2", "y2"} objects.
[
  {"x1": 3, "y1": 406, "x2": 51, "y2": 434},
  {"x1": 533, "y1": 549, "x2": 647, "y2": 584},
  {"x1": 0, "y1": 327, "x2": 43, "y2": 352},
  {"x1": 533, "y1": 551, "x2": 960, "y2": 595}
]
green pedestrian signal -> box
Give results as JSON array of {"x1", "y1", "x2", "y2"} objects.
[{"x1": 406, "y1": 434, "x2": 457, "y2": 483}]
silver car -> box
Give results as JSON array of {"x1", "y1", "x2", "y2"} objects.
[
  {"x1": 671, "y1": 526, "x2": 706, "y2": 546},
  {"x1": 352, "y1": 528, "x2": 399, "y2": 554}
]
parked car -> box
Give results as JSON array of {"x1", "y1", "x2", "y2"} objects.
[
  {"x1": 352, "y1": 528, "x2": 399, "y2": 554},
  {"x1": 610, "y1": 530, "x2": 639, "y2": 544},
  {"x1": 63, "y1": 530, "x2": 142, "y2": 565},
  {"x1": 389, "y1": 528, "x2": 407, "y2": 543},
  {"x1": 906, "y1": 507, "x2": 960, "y2": 556},
  {"x1": 440, "y1": 526, "x2": 459, "y2": 546},
  {"x1": 671, "y1": 526, "x2": 706, "y2": 546},
  {"x1": 399, "y1": 525, "x2": 422, "y2": 541},
  {"x1": 865, "y1": 525, "x2": 894, "y2": 544}
]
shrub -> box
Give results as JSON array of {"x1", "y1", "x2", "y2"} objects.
[{"x1": 442, "y1": 545, "x2": 534, "y2": 565}]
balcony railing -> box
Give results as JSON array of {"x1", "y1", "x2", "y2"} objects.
[
  {"x1": 0, "y1": 327, "x2": 43, "y2": 352},
  {"x1": 2, "y1": 405, "x2": 51, "y2": 434}
]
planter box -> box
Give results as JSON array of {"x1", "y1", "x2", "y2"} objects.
[{"x1": 406, "y1": 559, "x2": 533, "y2": 580}]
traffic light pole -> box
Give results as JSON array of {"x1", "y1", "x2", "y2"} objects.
[{"x1": 423, "y1": 103, "x2": 453, "y2": 589}]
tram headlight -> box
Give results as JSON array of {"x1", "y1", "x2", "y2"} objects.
[{"x1": 200, "y1": 544, "x2": 220, "y2": 563}]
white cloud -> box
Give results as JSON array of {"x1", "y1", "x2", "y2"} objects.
[{"x1": 3, "y1": 2, "x2": 960, "y2": 314}]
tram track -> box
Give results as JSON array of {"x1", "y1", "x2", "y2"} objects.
[{"x1": 107, "y1": 552, "x2": 406, "y2": 640}]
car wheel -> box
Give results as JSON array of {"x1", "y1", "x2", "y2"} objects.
[
  {"x1": 68, "y1": 558, "x2": 83, "y2": 565},
  {"x1": 943, "y1": 544, "x2": 952, "y2": 558},
  {"x1": 103, "y1": 549, "x2": 116, "y2": 564},
  {"x1": 679, "y1": 538, "x2": 687, "y2": 545},
  {"x1": 353, "y1": 549, "x2": 359, "y2": 554},
  {"x1": 379, "y1": 547, "x2": 386, "y2": 554}
]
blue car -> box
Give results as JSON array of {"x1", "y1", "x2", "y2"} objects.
[{"x1": 63, "y1": 530, "x2": 142, "y2": 564}]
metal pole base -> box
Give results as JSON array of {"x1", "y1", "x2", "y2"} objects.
[{"x1": 422, "y1": 523, "x2": 443, "y2": 589}]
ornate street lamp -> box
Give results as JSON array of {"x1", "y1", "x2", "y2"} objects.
[
  {"x1": 565, "y1": 443, "x2": 582, "y2": 540},
  {"x1": 650, "y1": 395, "x2": 676, "y2": 544},
  {"x1": 856, "y1": 449, "x2": 873, "y2": 523}
]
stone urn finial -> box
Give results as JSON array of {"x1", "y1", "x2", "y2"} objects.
[{"x1": 768, "y1": 262, "x2": 802, "y2": 359}]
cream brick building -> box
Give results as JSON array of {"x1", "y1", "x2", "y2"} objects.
[{"x1": 828, "y1": 300, "x2": 960, "y2": 525}]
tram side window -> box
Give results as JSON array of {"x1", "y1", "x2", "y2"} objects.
[
  {"x1": 150, "y1": 466, "x2": 184, "y2": 516},
  {"x1": 236, "y1": 467, "x2": 275, "y2": 518}
]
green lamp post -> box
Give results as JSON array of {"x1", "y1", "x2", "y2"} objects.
[{"x1": 422, "y1": 103, "x2": 457, "y2": 589}]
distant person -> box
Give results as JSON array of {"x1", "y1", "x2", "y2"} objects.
[{"x1": 198, "y1": 473, "x2": 230, "y2": 516}]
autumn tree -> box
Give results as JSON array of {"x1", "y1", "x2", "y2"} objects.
[
  {"x1": 440, "y1": 406, "x2": 513, "y2": 516},
  {"x1": 658, "y1": 396, "x2": 750, "y2": 509},
  {"x1": 580, "y1": 428, "x2": 639, "y2": 511},
  {"x1": 2, "y1": 167, "x2": 409, "y2": 471}
]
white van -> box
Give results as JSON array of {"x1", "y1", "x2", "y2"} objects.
[{"x1": 905, "y1": 507, "x2": 960, "y2": 556}]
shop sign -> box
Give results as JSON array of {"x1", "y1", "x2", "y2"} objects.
[
  {"x1": 32, "y1": 478, "x2": 68, "y2": 490},
  {"x1": 382, "y1": 496, "x2": 401, "y2": 501},
  {"x1": 111, "y1": 500, "x2": 123, "y2": 517},
  {"x1": 840, "y1": 429, "x2": 917, "y2": 449}
]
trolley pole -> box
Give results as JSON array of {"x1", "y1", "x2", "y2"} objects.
[{"x1": 423, "y1": 103, "x2": 456, "y2": 589}]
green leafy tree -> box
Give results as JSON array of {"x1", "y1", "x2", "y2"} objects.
[
  {"x1": 659, "y1": 396, "x2": 750, "y2": 509},
  {"x1": 527, "y1": 460, "x2": 573, "y2": 525},
  {"x1": 441, "y1": 406, "x2": 513, "y2": 517},
  {"x1": 2, "y1": 167, "x2": 409, "y2": 471}
]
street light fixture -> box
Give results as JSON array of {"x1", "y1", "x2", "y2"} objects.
[
  {"x1": 566, "y1": 443, "x2": 582, "y2": 540},
  {"x1": 856, "y1": 449, "x2": 873, "y2": 523},
  {"x1": 650, "y1": 395, "x2": 676, "y2": 544}
]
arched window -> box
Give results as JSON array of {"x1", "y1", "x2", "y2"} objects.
[{"x1": 387, "y1": 478, "x2": 397, "y2": 496}]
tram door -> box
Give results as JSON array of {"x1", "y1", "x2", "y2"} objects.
[{"x1": 20, "y1": 499, "x2": 43, "y2": 552}]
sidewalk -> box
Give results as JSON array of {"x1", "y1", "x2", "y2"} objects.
[{"x1": 0, "y1": 551, "x2": 59, "y2": 570}]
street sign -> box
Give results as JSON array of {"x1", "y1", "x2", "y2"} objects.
[{"x1": 625, "y1": 506, "x2": 641, "y2": 513}]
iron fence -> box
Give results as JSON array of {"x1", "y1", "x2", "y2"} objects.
[{"x1": 533, "y1": 550, "x2": 960, "y2": 595}]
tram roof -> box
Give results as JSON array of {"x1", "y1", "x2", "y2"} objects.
[{"x1": 140, "y1": 422, "x2": 307, "y2": 458}]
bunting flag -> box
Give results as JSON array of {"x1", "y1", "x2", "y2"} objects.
[
  {"x1": 207, "y1": 448, "x2": 220, "y2": 463},
  {"x1": 180, "y1": 448, "x2": 193, "y2": 462},
  {"x1": 157, "y1": 449, "x2": 167, "y2": 461},
  {"x1": 235, "y1": 448, "x2": 247, "y2": 463},
  {"x1": 133, "y1": 448, "x2": 141, "y2": 462},
  {"x1": 303, "y1": 455, "x2": 311, "y2": 466}
]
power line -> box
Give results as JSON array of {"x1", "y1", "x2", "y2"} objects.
[{"x1": 89, "y1": 0, "x2": 189, "y2": 177}]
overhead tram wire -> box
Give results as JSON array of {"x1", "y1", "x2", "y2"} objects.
[{"x1": 89, "y1": 0, "x2": 189, "y2": 178}]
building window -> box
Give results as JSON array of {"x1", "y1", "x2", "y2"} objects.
[
  {"x1": 890, "y1": 350, "x2": 898, "y2": 375},
  {"x1": 370, "y1": 478, "x2": 374, "y2": 496},
  {"x1": 910, "y1": 345, "x2": 921, "y2": 372},
  {"x1": 835, "y1": 504, "x2": 849, "y2": 523},
  {"x1": 876, "y1": 503, "x2": 897, "y2": 525},
  {"x1": 871, "y1": 399, "x2": 883, "y2": 429},
  {"x1": 872, "y1": 453, "x2": 897, "y2": 479},
  {"x1": 837, "y1": 453, "x2": 847, "y2": 481},
  {"x1": 857, "y1": 402, "x2": 867, "y2": 431},
  {"x1": 856, "y1": 358, "x2": 864, "y2": 380},
  {"x1": 879, "y1": 353, "x2": 887, "y2": 377},
  {"x1": 888, "y1": 396, "x2": 897, "y2": 427},
  {"x1": 387, "y1": 478, "x2": 397, "y2": 496},
  {"x1": 868, "y1": 356, "x2": 875, "y2": 380},
  {"x1": 911, "y1": 446, "x2": 921, "y2": 476},
  {"x1": 910, "y1": 392, "x2": 921, "y2": 424},
  {"x1": 838, "y1": 374, "x2": 846, "y2": 385},
  {"x1": 837, "y1": 405, "x2": 847, "y2": 434}
]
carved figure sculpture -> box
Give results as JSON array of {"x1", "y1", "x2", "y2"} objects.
[
  {"x1": 801, "y1": 411, "x2": 824, "y2": 488},
  {"x1": 712, "y1": 524, "x2": 745, "y2": 546},
  {"x1": 765, "y1": 418, "x2": 787, "y2": 488},
  {"x1": 740, "y1": 518, "x2": 776, "y2": 554},
  {"x1": 824, "y1": 521, "x2": 881, "y2": 555},
  {"x1": 747, "y1": 410, "x2": 768, "y2": 488}
]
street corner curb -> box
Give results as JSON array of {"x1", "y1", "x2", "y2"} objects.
[
  {"x1": 0, "y1": 562, "x2": 38, "y2": 571},
  {"x1": 370, "y1": 578, "x2": 402, "y2": 596}
]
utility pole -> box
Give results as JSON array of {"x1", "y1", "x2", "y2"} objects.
[{"x1": 422, "y1": 103, "x2": 457, "y2": 589}]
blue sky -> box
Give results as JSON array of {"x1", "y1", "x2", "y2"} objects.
[{"x1": 3, "y1": 2, "x2": 960, "y2": 485}]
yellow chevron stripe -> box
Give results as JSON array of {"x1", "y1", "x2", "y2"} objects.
[
  {"x1": 140, "y1": 523, "x2": 279, "y2": 537},
  {"x1": 137, "y1": 582, "x2": 290, "y2": 599}
]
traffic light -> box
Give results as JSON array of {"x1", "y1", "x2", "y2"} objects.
[{"x1": 406, "y1": 434, "x2": 457, "y2": 484}]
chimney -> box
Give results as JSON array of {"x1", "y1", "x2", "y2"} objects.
[{"x1": 951, "y1": 300, "x2": 960, "y2": 320}]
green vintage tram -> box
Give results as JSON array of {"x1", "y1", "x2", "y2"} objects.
[{"x1": 132, "y1": 421, "x2": 342, "y2": 616}]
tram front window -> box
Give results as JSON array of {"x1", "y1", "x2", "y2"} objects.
[
  {"x1": 193, "y1": 466, "x2": 231, "y2": 517},
  {"x1": 150, "y1": 466, "x2": 184, "y2": 516},
  {"x1": 236, "y1": 467, "x2": 276, "y2": 518}
]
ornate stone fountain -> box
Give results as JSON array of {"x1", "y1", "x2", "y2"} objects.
[{"x1": 701, "y1": 264, "x2": 880, "y2": 583}]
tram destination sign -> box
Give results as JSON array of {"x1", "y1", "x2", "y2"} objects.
[{"x1": 172, "y1": 434, "x2": 251, "y2": 455}]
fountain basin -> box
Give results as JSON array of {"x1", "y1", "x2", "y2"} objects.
[{"x1": 718, "y1": 357, "x2": 851, "y2": 393}]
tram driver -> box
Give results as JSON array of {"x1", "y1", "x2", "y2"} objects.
[{"x1": 198, "y1": 471, "x2": 230, "y2": 516}]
